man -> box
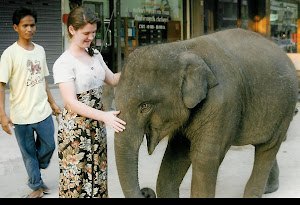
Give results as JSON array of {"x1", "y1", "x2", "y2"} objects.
[{"x1": 0, "y1": 7, "x2": 61, "y2": 198}]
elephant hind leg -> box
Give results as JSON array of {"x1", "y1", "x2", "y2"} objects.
[
  {"x1": 244, "y1": 116, "x2": 292, "y2": 198},
  {"x1": 244, "y1": 138, "x2": 284, "y2": 198},
  {"x1": 264, "y1": 159, "x2": 279, "y2": 194},
  {"x1": 156, "y1": 133, "x2": 191, "y2": 198}
]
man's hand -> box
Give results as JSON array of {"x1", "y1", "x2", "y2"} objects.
[
  {"x1": 0, "y1": 115, "x2": 13, "y2": 135},
  {"x1": 50, "y1": 103, "x2": 62, "y2": 115},
  {"x1": 0, "y1": 82, "x2": 12, "y2": 135}
]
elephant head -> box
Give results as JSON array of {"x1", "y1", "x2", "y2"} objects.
[{"x1": 114, "y1": 43, "x2": 218, "y2": 198}]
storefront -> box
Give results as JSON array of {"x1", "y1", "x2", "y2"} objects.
[
  {"x1": 189, "y1": 0, "x2": 249, "y2": 37},
  {"x1": 190, "y1": 0, "x2": 300, "y2": 54},
  {"x1": 122, "y1": 0, "x2": 184, "y2": 45},
  {"x1": 203, "y1": 0, "x2": 249, "y2": 33}
]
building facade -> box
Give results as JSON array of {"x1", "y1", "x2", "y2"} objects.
[
  {"x1": 189, "y1": 0, "x2": 300, "y2": 53},
  {"x1": 0, "y1": 0, "x2": 300, "y2": 80}
]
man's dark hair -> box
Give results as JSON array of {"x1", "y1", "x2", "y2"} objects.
[{"x1": 12, "y1": 7, "x2": 37, "y2": 25}]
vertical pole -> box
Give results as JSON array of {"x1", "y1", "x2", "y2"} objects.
[
  {"x1": 186, "y1": 0, "x2": 191, "y2": 39},
  {"x1": 297, "y1": 4, "x2": 300, "y2": 53},
  {"x1": 116, "y1": 0, "x2": 122, "y2": 72},
  {"x1": 237, "y1": 0, "x2": 242, "y2": 28},
  {"x1": 109, "y1": 0, "x2": 116, "y2": 73}
]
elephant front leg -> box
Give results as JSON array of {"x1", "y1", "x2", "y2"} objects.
[
  {"x1": 190, "y1": 154, "x2": 220, "y2": 198},
  {"x1": 156, "y1": 134, "x2": 191, "y2": 198},
  {"x1": 189, "y1": 138, "x2": 229, "y2": 198}
]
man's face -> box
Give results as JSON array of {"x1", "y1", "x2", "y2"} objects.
[{"x1": 13, "y1": 15, "x2": 36, "y2": 40}]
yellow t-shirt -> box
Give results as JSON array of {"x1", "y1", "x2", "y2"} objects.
[{"x1": 0, "y1": 42, "x2": 52, "y2": 124}]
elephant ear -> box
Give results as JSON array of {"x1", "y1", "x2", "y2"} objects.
[{"x1": 180, "y1": 52, "x2": 218, "y2": 109}]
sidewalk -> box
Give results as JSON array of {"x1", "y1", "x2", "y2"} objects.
[{"x1": 0, "y1": 87, "x2": 300, "y2": 198}]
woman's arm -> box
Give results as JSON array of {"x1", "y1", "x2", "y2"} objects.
[
  {"x1": 58, "y1": 81, "x2": 126, "y2": 133},
  {"x1": 104, "y1": 70, "x2": 121, "y2": 87},
  {"x1": 97, "y1": 52, "x2": 121, "y2": 87}
]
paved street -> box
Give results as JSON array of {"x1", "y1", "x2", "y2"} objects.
[{"x1": 0, "y1": 86, "x2": 300, "y2": 198}]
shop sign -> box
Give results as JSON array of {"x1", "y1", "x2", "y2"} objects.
[
  {"x1": 138, "y1": 23, "x2": 166, "y2": 30},
  {"x1": 132, "y1": 0, "x2": 170, "y2": 23}
]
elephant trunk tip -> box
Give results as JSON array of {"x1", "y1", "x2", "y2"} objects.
[{"x1": 141, "y1": 188, "x2": 157, "y2": 198}]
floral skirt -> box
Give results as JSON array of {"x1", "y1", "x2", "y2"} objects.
[{"x1": 57, "y1": 87, "x2": 108, "y2": 198}]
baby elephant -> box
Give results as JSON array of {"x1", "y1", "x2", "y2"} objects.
[{"x1": 114, "y1": 28, "x2": 299, "y2": 198}]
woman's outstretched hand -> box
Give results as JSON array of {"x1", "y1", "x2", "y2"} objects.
[{"x1": 102, "y1": 110, "x2": 126, "y2": 133}]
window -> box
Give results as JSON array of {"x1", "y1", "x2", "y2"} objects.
[{"x1": 270, "y1": 0, "x2": 298, "y2": 53}]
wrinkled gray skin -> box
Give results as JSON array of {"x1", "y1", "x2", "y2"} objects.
[{"x1": 114, "y1": 28, "x2": 299, "y2": 198}]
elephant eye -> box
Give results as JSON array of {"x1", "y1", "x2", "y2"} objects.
[{"x1": 140, "y1": 103, "x2": 152, "y2": 114}]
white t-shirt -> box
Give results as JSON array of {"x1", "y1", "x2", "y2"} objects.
[
  {"x1": 53, "y1": 50, "x2": 108, "y2": 94},
  {"x1": 0, "y1": 42, "x2": 52, "y2": 124}
]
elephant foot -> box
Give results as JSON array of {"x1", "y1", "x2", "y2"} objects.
[
  {"x1": 264, "y1": 182, "x2": 279, "y2": 194},
  {"x1": 264, "y1": 160, "x2": 279, "y2": 194},
  {"x1": 264, "y1": 172, "x2": 279, "y2": 194},
  {"x1": 141, "y1": 188, "x2": 157, "y2": 198}
]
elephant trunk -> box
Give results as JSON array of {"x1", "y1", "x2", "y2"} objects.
[{"x1": 114, "y1": 129, "x2": 144, "y2": 198}]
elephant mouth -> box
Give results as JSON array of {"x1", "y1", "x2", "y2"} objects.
[{"x1": 145, "y1": 124, "x2": 169, "y2": 155}]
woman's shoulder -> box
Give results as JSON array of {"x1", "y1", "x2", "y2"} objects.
[
  {"x1": 53, "y1": 51, "x2": 75, "y2": 71},
  {"x1": 54, "y1": 51, "x2": 73, "y2": 66}
]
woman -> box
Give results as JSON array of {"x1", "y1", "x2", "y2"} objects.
[{"x1": 53, "y1": 6, "x2": 126, "y2": 198}]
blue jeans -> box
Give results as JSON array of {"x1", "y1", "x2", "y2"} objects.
[{"x1": 13, "y1": 115, "x2": 55, "y2": 191}]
